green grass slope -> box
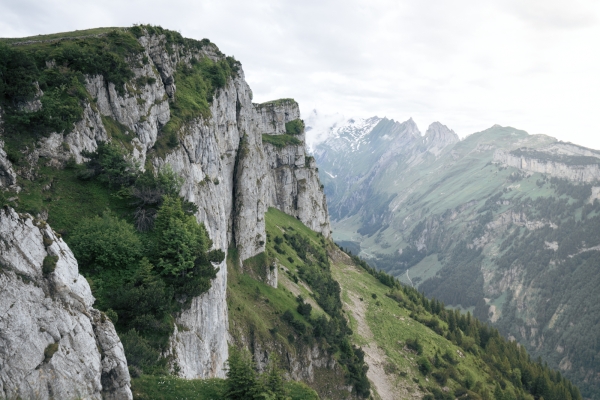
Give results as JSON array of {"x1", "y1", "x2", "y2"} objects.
[
  {"x1": 333, "y1": 252, "x2": 582, "y2": 400},
  {"x1": 317, "y1": 122, "x2": 600, "y2": 398}
]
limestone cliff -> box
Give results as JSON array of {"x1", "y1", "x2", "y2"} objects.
[
  {"x1": 493, "y1": 143, "x2": 600, "y2": 183},
  {"x1": 0, "y1": 207, "x2": 131, "y2": 400},
  {"x1": 259, "y1": 100, "x2": 331, "y2": 238},
  {"x1": 0, "y1": 26, "x2": 331, "y2": 385}
]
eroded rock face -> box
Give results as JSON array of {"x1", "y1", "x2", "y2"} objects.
[
  {"x1": 264, "y1": 142, "x2": 330, "y2": 237},
  {"x1": 0, "y1": 30, "x2": 331, "y2": 381},
  {"x1": 493, "y1": 146, "x2": 600, "y2": 183},
  {"x1": 0, "y1": 207, "x2": 131, "y2": 400}
]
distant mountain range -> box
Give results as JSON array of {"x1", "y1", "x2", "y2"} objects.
[{"x1": 310, "y1": 115, "x2": 600, "y2": 399}]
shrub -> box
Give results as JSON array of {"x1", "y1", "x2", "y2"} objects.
[
  {"x1": 79, "y1": 141, "x2": 138, "y2": 189},
  {"x1": 120, "y1": 329, "x2": 164, "y2": 374},
  {"x1": 131, "y1": 166, "x2": 191, "y2": 232},
  {"x1": 69, "y1": 211, "x2": 143, "y2": 272},
  {"x1": 296, "y1": 297, "x2": 312, "y2": 318},
  {"x1": 285, "y1": 119, "x2": 305, "y2": 136},
  {"x1": 405, "y1": 337, "x2": 423, "y2": 355},
  {"x1": 42, "y1": 255, "x2": 58, "y2": 274},
  {"x1": 43, "y1": 343, "x2": 59, "y2": 362},
  {"x1": 262, "y1": 134, "x2": 302, "y2": 148},
  {"x1": 418, "y1": 356, "x2": 433, "y2": 375},
  {"x1": 105, "y1": 308, "x2": 118, "y2": 323}
]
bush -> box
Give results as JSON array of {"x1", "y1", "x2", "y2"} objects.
[
  {"x1": 131, "y1": 166, "x2": 192, "y2": 232},
  {"x1": 43, "y1": 343, "x2": 59, "y2": 362},
  {"x1": 285, "y1": 119, "x2": 305, "y2": 136},
  {"x1": 262, "y1": 134, "x2": 302, "y2": 148},
  {"x1": 120, "y1": 329, "x2": 164, "y2": 374},
  {"x1": 296, "y1": 296, "x2": 312, "y2": 317},
  {"x1": 69, "y1": 211, "x2": 143, "y2": 272},
  {"x1": 79, "y1": 141, "x2": 138, "y2": 189},
  {"x1": 418, "y1": 356, "x2": 433, "y2": 375},
  {"x1": 405, "y1": 337, "x2": 423, "y2": 355},
  {"x1": 42, "y1": 255, "x2": 58, "y2": 275}
]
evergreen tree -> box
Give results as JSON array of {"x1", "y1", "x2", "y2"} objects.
[{"x1": 225, "y1": 347, "x2": 258, "y2": 400}]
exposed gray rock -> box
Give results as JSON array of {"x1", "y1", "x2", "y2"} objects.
[
  {"x1": 0, "y1": 139, "x2": 18, "y2": 189},
  {"x1": 265, "y1": 261, "x2": 278, "y2": 288},
  {"x1": 493, "y1": 147, "x2": 600, "y2": 182},
  {"x1": 264, "y1": 142, "x2": 330, "y2": 237},
  {"x1": 423, "y1": 122, "x2": 459, "y2": 156},
  {"x1": 0, "y1": 207, "x2": 131, "y2": 400},
  {"x1": 0, "y1": 30, "x2": 332, "y2": 383},
  {"x1": 254, "y1": 99, "x2": 301, "y2": 135}
]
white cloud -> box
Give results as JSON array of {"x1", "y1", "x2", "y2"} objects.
[{"x1": 1, "y1": 0, "x2": 599, "y2": 149}]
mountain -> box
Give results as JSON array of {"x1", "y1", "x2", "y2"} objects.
[
  {"x1": 313, "y1": 117, "x2": 600, "y2": 398},
  {"x1": 0, "y1": 26, "x2": 583, "y2": 400},
  {"x1": 0, "y1": 25, "x2": 333, "y2": 398}
]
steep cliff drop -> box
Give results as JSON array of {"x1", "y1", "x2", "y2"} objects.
[{"x1": 0, "y1": 26, "x2": 331, "y2": 387}]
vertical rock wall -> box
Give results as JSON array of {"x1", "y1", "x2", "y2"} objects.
[
  {"x1": 257, "y1": 101, "x2": 331, "y2": 238},
  {"x1": 0, "y1": 30, "x2": 331, "y2": 382}
]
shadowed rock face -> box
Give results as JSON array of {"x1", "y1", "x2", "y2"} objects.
[{"x1": 0, "y1": 207, "x2": 131, "y2": 400}]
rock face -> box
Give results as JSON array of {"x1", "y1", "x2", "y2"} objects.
[
  {"x1": 260, "y1": 101, "x2": 331, "y2": 238},
  {"x1": 423, "y1": 122, "x2": 459, "y2": 156},
  {"x1": 493, "y1": 143, "x2": 600, "y2": 183},
  {"x1": 0, "y1": 28, "x2": 330, "y2": 382},
  {"x1": 0, "y1": 207, "x2": 131, "y2": 400}
]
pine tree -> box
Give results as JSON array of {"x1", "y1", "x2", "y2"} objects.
[
  {"x1": 259, "y1": 356, "x2": 288, "y2": 400},
  {"x1": 225, "y1": 347, "x2": 258, "y2": 400}
]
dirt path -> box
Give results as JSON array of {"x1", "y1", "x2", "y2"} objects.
[
  {"x1": 333, "y1": 259, "x2": 422, "y2": 400},
  {"x1": 344, "y1": 290, "x2": 397, "y2": 400}
]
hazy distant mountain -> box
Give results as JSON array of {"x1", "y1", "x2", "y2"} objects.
[{"x1": 313, "y1": 118, "x2": 600, "y2": 398}]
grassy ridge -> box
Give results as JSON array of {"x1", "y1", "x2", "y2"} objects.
[{"x1": 227, "y1": 208, "x2": 368, "y2": 398}]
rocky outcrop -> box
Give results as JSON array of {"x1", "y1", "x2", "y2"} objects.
[
  {"x1": 260, "y1": 100, "x2": 331, "y2": 238},
  {"x1": 0, "y1": 29, "x2": 331, "y2": 383},
  {"x1": 0, "y1": 140, "x2": 18, "y2": 189},
  {"x1": 423, "y1": 122, "x2": 459, "y2": 156},
  {"x1": 0, "y1": 207, "x2": 131, "y2": 400},
  {"x1": 493, "y1": 147, "x2": 600, "y2": 183},
  {"x1": 255, "y1": 99, "x2": 301, "y2": 135},
  {"x1": 0, "y1": 110, "x2": 18, "y2": 190}
]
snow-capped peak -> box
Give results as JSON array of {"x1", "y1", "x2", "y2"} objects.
[{"x1": 304, "y1": 110, "x2": 382, "y2": 152}]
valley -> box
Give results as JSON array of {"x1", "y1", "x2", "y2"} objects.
[
  {"x1": 0, "y1": 24, "x2": 589, "y2": 400},
  {"x1": 312, "y1": 116, "x2": 600, "y2": 399}
]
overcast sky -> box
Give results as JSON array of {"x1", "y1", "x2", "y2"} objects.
[{"x1": 2, "y1": 0, "x2": 600, "y2": 149}]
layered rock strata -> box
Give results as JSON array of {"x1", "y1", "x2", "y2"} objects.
[{"x1": 493, "y1": 147, "x2": 600, "y2": 183}]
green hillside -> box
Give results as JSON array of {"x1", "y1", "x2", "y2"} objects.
[
  {"x1": 134, "y1": 207, "x2": 583, "y2": 399},
  {"x1": 315, "y1": 121, "x2": 600, "y2": 398}
]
